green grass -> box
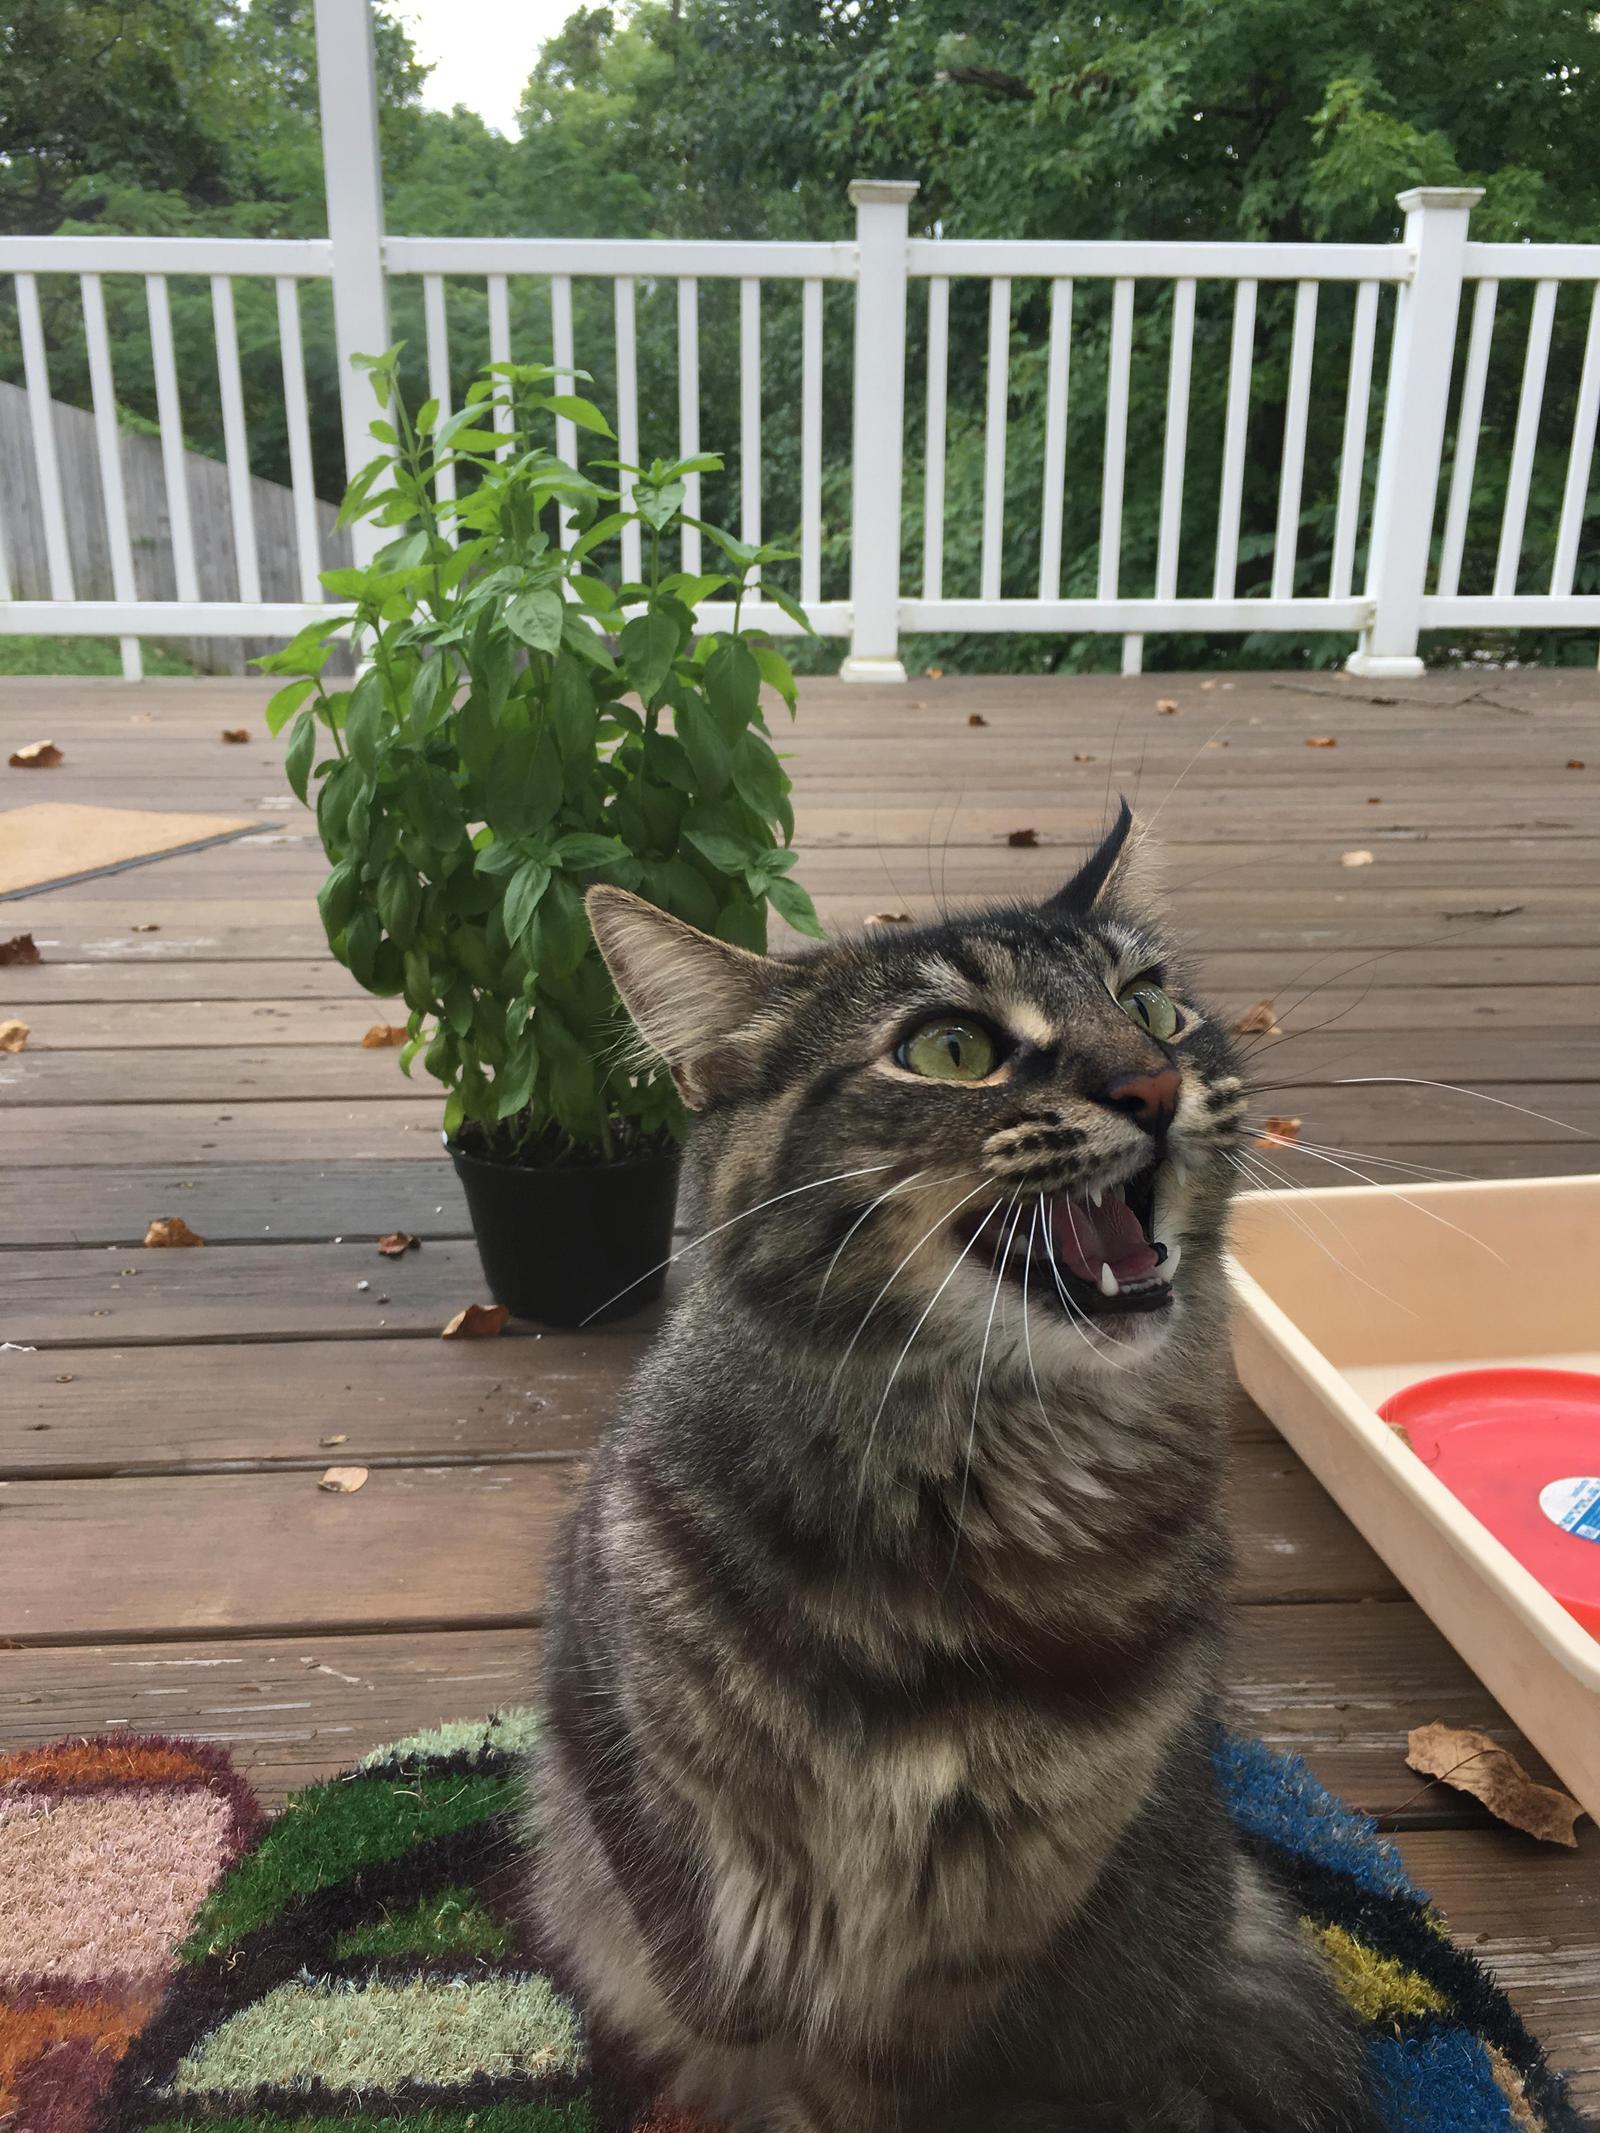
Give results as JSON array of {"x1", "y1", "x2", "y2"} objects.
[{"x1": 0, "y1": 634, "x2": 193, "y2": 677}]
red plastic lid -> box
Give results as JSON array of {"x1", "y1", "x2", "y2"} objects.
[{"x1": 1378, "y1": 1368, "x2": 1600, "y2": 1637}]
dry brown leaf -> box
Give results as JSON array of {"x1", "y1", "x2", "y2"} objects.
[
  {"x1": 1073, "y1": 751, "x2": 1098, "y2": 763},
  {"x1": 320, "y1": 1433, "x2": 348, "y2": 1447},
  {"x1": 221, "y1": 727, "x2": 250, "y2": 744},
  {"x1": 0, "y1": 934, "x2": 42, "y2": 966},
  {"x1": 1567, "y1": 759, "x2": 1586, "y2": 771},
  {"x1": 1305, "y1": 735, "x2": 1338, "y2": 749},
  {"x1": 909, "y1": 699, "x2": 928, "y2": 711},
  {"x1": 1232, "y1": 1000, "x2": 1281, "y2": 1037},
  {"x1": 442, "y1": 1302, "x2": 509, "y2": 1339},
  {"x1": 0, "y1": 1019, "x2": 28, "y2": 1053},
  {"x1": 1156, "y1": 697, "x2": 1181, "y2": 715},
  {"x1": 966, "y1": 712, "x2": 988, "y2": 727},
  {"x1": 319, "y1": 1465, "x2": 369, "y2": 1494},
  {"x1": 1007, "y1": 828, "x2": 1039, "y2": 848},
  {"x1": 361, "y1": 1024, "x2": 408, "y2": 1048},
  {"x1": 864, "y1": 910, "x2": 912, "y2": 927},
  {"x1": 1406, "y1": 1722, "x2": 1584, "y2": 1847},
  {"x1": 1199, "y1": 679, "x2": 1217, "y2": 691},
  {"x1": 1258, "y1": 1116, "x2": 1303, "y2": 1145},
  {"x1": 377, "y1": 1230, "x2": 421, "y2": 1256},
  {"x1": 926, "y1": 666, "x2": 944, "y2": 680},
  {"x1": 1367, "y1": 796, "x2": 1383, "y2": 805},
  {"x1": 144, "y1": 1215, "x2": 204, "y2": 1248},
  {"x1": 9, "y1": 739, "x2": 62, "y2": 768},
  {"x1": 131, "y1": 923, "x2": 161, "y2": 933},
  {"x1": 1341, "y1": 849, "x2": 1375, "y2": 868}
]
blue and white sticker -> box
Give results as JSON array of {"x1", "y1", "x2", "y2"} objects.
[{"x1": 1539, "y1": 1476, "x2": 1600, "y2": 1544}]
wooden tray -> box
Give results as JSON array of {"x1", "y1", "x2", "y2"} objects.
[{"x1": 1228, "y1": 1175, "x2": 1600, "y2": 1819}]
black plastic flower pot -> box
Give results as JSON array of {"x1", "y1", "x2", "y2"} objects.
[{"x1": 448, "y1": 1138, "x2": 681, "y2": 1329}]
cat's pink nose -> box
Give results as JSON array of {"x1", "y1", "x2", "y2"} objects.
[{"x1": 1098, "y1": 1065, "x2": 1181, "y2": 1137}]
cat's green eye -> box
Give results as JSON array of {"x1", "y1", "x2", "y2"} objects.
[
  {"x1": 1117, "y1": 983, "x2": 1182, "y2": 1042},
  {"x1": 898, "y1": 1018, "x2": 1000, "y2": 1082}
]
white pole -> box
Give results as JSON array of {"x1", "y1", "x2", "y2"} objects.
[
  {"x1": 841, "y1": 179, "x2": 917, "y2": 684},
  {"x1": 1347, "y1": 186, "x2": 1482, "y2": 680},
  {"x1": 314, "y1": 0, "x2": 390, "y2": 570}
]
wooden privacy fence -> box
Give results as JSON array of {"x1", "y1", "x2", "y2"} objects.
[{"x1": 2, "y1": 0, "x2": 1599, "y2": 681}]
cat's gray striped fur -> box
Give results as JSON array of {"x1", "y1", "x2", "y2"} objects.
[{"x1": 532, "y1": 808, "x2": 1382, "y2": 2132}]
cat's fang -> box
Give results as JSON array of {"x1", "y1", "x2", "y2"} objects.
[
  {"x1": 1155, "y1": 1241, "x2": 1181, "y2": 1283},
  {"x1": 1098, "y1": 1263, "x2": 1120, "y2": 1297}
]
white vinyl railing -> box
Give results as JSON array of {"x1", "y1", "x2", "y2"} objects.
[{"x1": 2, "y1": 0, "x2": 1598, "y2": 682}]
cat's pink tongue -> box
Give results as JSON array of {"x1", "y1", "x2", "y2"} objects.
[{"x1": 1051, "y1": 1194, "x2": 1160, "y2": 1283}]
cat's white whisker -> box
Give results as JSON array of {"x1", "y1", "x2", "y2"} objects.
[
  {"x1": 946, "y1": 1192, "x2": 1027, "y2": 1581},
  {"x1": 1236, "y1": 1136, "x2": 1507, "y2": 1265}
]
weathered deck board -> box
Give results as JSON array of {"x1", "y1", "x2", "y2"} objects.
[{"x1": 3, "y1": 668, "x2": 1597, "y2": 2113}]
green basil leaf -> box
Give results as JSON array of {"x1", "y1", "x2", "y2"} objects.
[
  {"x1": 684, "y1": 828, "x2": 754, "y2": 876},
  {"x1": 704, "y1": 640, "x2": 762, "y2": 742},
  {"x1": 377, "y1": 860, "x2": 422, "y2": 947},
  {"x1": 619, "y1": 610, "x2": 679, "y2": 707},
  {"x1": 764, "y1": 872, "x2": 826, "y2": 939},
  {"x1": 266, "y1": 676, "x2": 316, "y2": 736},
  {"x1": 344, "y1": 906, "x2": 382, "y2": 986},
  {"x1": 344, "y1": 669, "x2": 385, "y2": 772},
  {"x1": 317, "y1": 860, "x2": 362, "y2": 943},
  {"x1": 732, "y1": 730, "x2": 787, "y2": 820},
  {"x1": 543, "y1": 393, "x2": 615, "y2": 437},
  {"x1": 284, "y1": 707, "x2": 316, "y2": 804},
  {"x1": 548, "y1": 652, "x2": 595, "y2": 762},
  {"x1": 505, "y1": 585, "x2": 565, "y2": 653},
  {"x1": 504, "y1": 857, "x2": 553, "y2": 943}
]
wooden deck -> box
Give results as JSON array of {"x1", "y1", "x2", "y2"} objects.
[{"x1": 2, "y1": 667, "x2": 1598, "y2": 2105}]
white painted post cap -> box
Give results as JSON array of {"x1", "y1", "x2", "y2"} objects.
[
  {"x1": 848, "y1": 180, "x2": 920, "y2": 207},
  {"x1": 1395, "y1": 186, "x2": 1486, "y2": 211}
]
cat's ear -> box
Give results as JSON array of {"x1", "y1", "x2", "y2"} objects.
[
  {"x1": 586, "y1": 886, "x2": 789, "y2": 1108},
  {"x1": 1043, "y1": 798, "x2": 1163, "y2": 918}
]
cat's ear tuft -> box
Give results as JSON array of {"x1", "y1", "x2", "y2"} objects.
[
  {"x1": 586, "y1": 886, "x2": 788, "y2": 1108},
  {"x1": 1043, "y1": 798, "x2": 1164, "y2": 918}
]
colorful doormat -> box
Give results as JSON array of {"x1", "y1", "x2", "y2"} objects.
[{"x1": 1, "y1": 1716, "x2": 1582, "y2": 2133}]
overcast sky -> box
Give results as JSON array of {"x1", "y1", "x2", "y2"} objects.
[{"x1": 396, "y1": 0, "x2": 579, "y2": 136}]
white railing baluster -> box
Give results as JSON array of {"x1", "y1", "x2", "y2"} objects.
[
  {"x1": 276, "y1": 278, "x2": 323, "y2": 604},
  {"x1": 145, "y1": 274, "x2": 199, "y2": 604},
  {"x1": 1099, "y1": 277, "x2": 1134, "y2": 603},
  {"x1": 423, "y1": 273, "x2": 456, "y2": 506},
  {"x1": 1155, "y1": 278, "x2": 1194, "y2": 600},
  {"x1": 1494, "y1": 278, "x2": 1558, "y2": 596},
  {"x1": 740, "y1": 277, "x2": 762, "y2": 576},
  {"x1": 801, "y1": 277, "x2": 823, "y2": 607},
  {"x1": 551, "y1": 273, "x2": 576, "y2": 547},
  {"x1": 1330, "y1": 280, "x2": 1378, "y2": 599},
  {"x1": 1552, "y1": 282, "x2": 1600, "y2": 597},
  {"x1": 1213, "y1": 280, "x2": 1257, "y2": 600},
  {"x1": 210, "y1": 274, "x2": 261, "y2": 604},
  {"x1": 614, "y1": 277, "x2": 641, "y2": 582},
  {"x1": 1270, "y1": 280, "x2": 1318, "y2": 599},
  {"x1": 1037, "y1": 279, "x2": 1072, "y2": 600},
  {"x1": 487, "y1": 273, "x2": 512, "y2": 456},
  {"x1": 922, "y1": 277, "x2": 949, "y2": 602},
  {"x1": 676, "y1": 278, "x2": 701, "y2": 574},
  {"x1": 14, "y1": 272, "x2": 74, "y2": 601},
  {"x1": 1437, "y1": 279, "x2": 1498, "y2": 597},
  {"x1": 81, "y1": 272, "x2": 142, "y2": 677},
  {"x1": 980, "y1": 277, "x2": 1011, "y2": 601}
]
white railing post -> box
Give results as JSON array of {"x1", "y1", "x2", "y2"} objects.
[
  {"x1": 1348, "y1": 186, "x2": 1482, "y2": 679},
  {"x1": 313, "y1": 0, "x2": 390, "y2": 570},
  {"x1": 842, "y1": 179, "x2": 917, "y2": 683}
]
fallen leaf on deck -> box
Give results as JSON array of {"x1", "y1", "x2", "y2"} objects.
[
  {"x1": 221, "y1": 727, "x2": 250, "y2": 743},
  {"x1": 144, "y1": 1215, "x2": 204, "y2": 1248},
  {"x1": 909, "y1": 700, "x2": 928, "y2": 711},
  {"x1": 0, "y1": 1020, "x2": 28, "y2": 1053},
  {"x1": 362, "y1": 1024, "x2": 408, "y2": 1048},
  {"x1": 1007, "y1": 828, "x2": 1039, "y2": 848},
  {"x1": 377, "y1": 1231, "x2": 421, "y2": 1256},
  {"x1": 1200, "y1": 679, "x2": 1217, "y2": 691},
  {"x1": 1406, "y1": 1722, "x2": 1584, "y2": 1847},
  {"x1": 1232, "y1": 1000, "x2": 1281, "y2": 1037},
  {"x1": 1156, "y1": 697, "x2": 1181, "y2": 715},
  {"x1": 864, "y1": 910, "x2": 912, "y2": 927},
  {"x1": 926, "y1": 666, "x2": 944, "y2": 680},
  {"x1": 1367, "y1": 796, "x2": 1383, "y2": 805},
  {"x1": 318, "y1": 1465, "x2": 369, "y2": 1494},
  {"x1": 1568, "y1": 760, "x2": 1586, "y2": 771},
  {"x1": 967, "y1": 712, "x2": 988, "y2": 727},
  {"x1": 320, "y1": 1433, "x2": 348, "y2": 1447},
  {"x1": 9, "y1": 740, "x2": 62, "y2": 768},
  {"x1": 1258, "y1": 1116, "x2": 1303, "y2": 1145},
  {"x1": 131, "y1": 923, "x2": 161, "y2": 933},
  {"x1": 442, "y1": 1302, "x2": 510, "y2": 1339},
  {"x1": 1341, "y1": 849, "x2": 1375, "y2": 867},
  {"x1": 1073, "y1": 752, "x2": 1097, "y2": 763},
  {"x1": 0, "y1": 934, "x2": 42, "y2": 966},
  {"x1": 1305, "y1": 736, "x2": 1337, "y2": 749}
]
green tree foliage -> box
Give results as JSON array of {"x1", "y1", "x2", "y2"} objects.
[{"x1": 5, "y1": 0, "x2": 1597, "y2": 668}]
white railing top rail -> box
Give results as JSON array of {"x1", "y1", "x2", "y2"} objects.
[
  {"x1": 383, "y1": 237, "x2": 858, "y2": 280},
  {"x1": 0, "y1": 236, "x2": 334, "y2": 277},
  {"x1": 906, "y1": 239, "x2": 1415, "y2": 282}
]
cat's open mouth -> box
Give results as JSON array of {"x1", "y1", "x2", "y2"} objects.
[{"x1": 957, "y1": 1162, "x2": 1177, "y2": 1318}]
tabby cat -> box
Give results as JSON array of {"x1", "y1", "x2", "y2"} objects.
[{"x1": 532, "y1": 805, "x2": 1382, "y2": 2133}]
